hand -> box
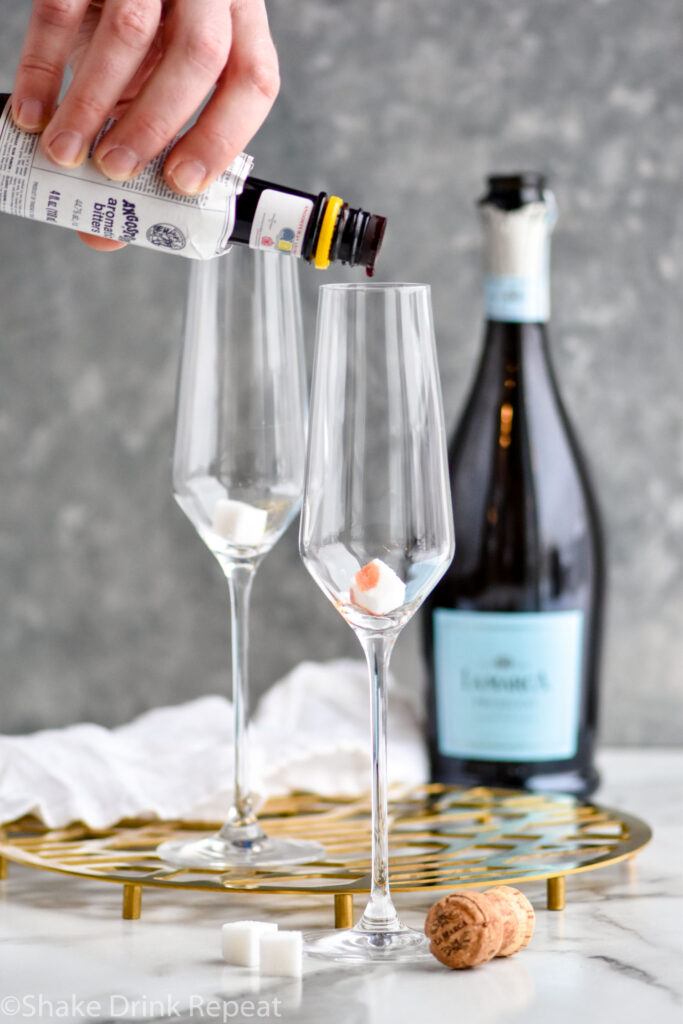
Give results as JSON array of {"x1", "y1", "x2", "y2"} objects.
[{"x1": 11, "y1": 0, "x2": 279, "y2": 252}]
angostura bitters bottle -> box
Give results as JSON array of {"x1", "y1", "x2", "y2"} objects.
[
  {"x1": 0, "y1": 93, "x2": 386, "y2": 269},
  {"x1": 423, "y1": 173, "x2": 605, "y2": 797}
]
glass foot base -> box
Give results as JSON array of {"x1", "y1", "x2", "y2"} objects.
[
  {"x1": 305, "y1": 924, "x2": 431, "y2": 963},
  {"x1": 157, "y1": 835, "x2": 326, "y2": 870}
]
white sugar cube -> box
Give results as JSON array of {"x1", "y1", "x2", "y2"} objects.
[
  {"x1": 259, "y1": 930, "x2": 303, "y2": 978},
  {"x1": 350, "y1": 558, "x2": 406, "y2": 616},
  {"x1": 212, "y1": 499, "x2": 268, "y2": 546},
  {"x1": 221, "y1": 921, "x2": 277, "y2": 967}
]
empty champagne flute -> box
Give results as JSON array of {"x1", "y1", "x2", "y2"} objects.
[
  {"x1": 299, "y1": 283, "x2": 455, "y2": 961},
  {"x1": 158, "y1": 248, "x2": 325, "y2": 869}
]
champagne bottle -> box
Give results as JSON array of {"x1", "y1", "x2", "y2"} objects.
[
  {"x1": 0, "y1": 93, "x2": 385, "y2": 269},
  {"x1": 423, "y1": 173, "x2": 605, "y2": 797}
]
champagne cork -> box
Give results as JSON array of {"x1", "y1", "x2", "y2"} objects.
[
  {"x1": 425, "y1": 890, "x2": 504, "y2": 969},
  {"x1": 425, "y1": 886, "x2": 535, "y2": 969},
  {"x1": 485, "y1": 886, "x2": 535, "y2": 956}
]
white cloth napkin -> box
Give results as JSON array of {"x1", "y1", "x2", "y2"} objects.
[{"x1": 0, "y1": 660, "x2": 428, "y2": 829}]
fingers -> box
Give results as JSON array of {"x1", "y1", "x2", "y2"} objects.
[
  {"x1": 40, "y1": 0, "x2": 163, "y2": 170},
  {"x1": 76, "y1": 231, "x2": 128, "y2": 251},
  {"x1": 91, "y1": 0, "x2": 233, "y2": 184},
  {"x1": 13, "y1": 0, "x2": 278, "y2": 210},
  {"x1": 12, "y1": 0, "x2": 91, "y2": 132},
  {"x1": 164, "y1": 0, "x2": 279, "y2": 194}
]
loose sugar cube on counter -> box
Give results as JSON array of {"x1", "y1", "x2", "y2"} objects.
[
  {"x1": 350, "y1": 558, "x2": 406, "y2": 616},
  {"x1": 212, "y1": 499, "x2": 268, "y2": 546},
  {"x1": 221, "y1": 921, "x2": 277, "y2": 967},
  {"x1": 259, "y1": 930, "x2": 303, "y2": 978}
]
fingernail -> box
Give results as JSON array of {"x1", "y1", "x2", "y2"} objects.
[
  {"x1": 15, "y1": 98, "x2": 45, "y2": 131},
  {"x1": 46, "y1": 130, "x2": 85, "y2": 167},
  {"x1": 167, "y1": 160, "x2": 207, "y2": 195},
  {"x1": 97, "y1": 145, "x2": 140, "y2": 180}
]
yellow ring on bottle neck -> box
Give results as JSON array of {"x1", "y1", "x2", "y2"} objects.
[{"x1": 314, "y1": 196, "x2": 344, "y2": 269}]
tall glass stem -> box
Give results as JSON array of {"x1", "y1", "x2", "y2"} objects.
[
  {"x1": 220, "y1": 560, "x2": 262, "y2": 838},
  {"x1": 358, "y1": 632, "x2": 400, "y2": 932},
  {"x1": 157, "y1": 552, "x2": 325, "y2": 868}
]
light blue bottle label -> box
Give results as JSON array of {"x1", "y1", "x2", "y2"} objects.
[
  {"x1": 484, "y1": 273, "x2": 549, "y2": 323},
  {"x1": 434, "y1": 609, "x2": 583, "y2": 761}
]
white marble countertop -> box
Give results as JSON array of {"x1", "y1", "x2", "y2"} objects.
[{"x1": 1, "y1": 749, "x2": 681, "y2": 1024}]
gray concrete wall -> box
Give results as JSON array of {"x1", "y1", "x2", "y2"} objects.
[{"x1": 0, "y1": 0, "x2": 681, "y2": 742}]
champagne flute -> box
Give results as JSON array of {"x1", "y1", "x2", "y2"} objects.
[
  {"x1": 299, "y1": 282, "x2": 455, "y2": 961},
  {"x1": 158, "y1": 249, "x2": 324, "y2": 869}
]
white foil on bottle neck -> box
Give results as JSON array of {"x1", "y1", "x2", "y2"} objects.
[
  {"x1": 479, "y1": 201, "x2": 551, "y2": 277},
  {"x1": 480, "y1": 195, "x2": 556, "y2": 322}
]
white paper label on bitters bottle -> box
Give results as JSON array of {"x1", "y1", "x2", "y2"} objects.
[
  {"x1": 249, "y1": 189, "x2": 314, "y2": 257},
  {"x1": 0, "y1": 97, "x2": 253, "y2": 259}
]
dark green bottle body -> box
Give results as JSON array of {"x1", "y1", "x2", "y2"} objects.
[{"x1": 423, "y1": 176, "x2": 605, "y2": 797}]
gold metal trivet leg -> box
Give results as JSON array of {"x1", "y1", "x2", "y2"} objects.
[
  {"x1": 0, "y1": 856, "x2": 7, "y2": 879},
  {"x1": 122, "y1": 884, "x2": 142, "y2": 920},
  {"x1": 334, "y1": 893, "x2": 354, "y2": 929},
  {"x1": 547, "y1": 875, "x2": 566, "y2": 911}
]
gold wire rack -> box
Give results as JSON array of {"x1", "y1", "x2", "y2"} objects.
[{"x1": 0, "y1": 784, "x2": 651, "y2": 925}]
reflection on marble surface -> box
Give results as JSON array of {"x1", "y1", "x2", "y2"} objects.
[{"x1": 0, "y1": 751, "x2": 681, "y2": 1023}]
